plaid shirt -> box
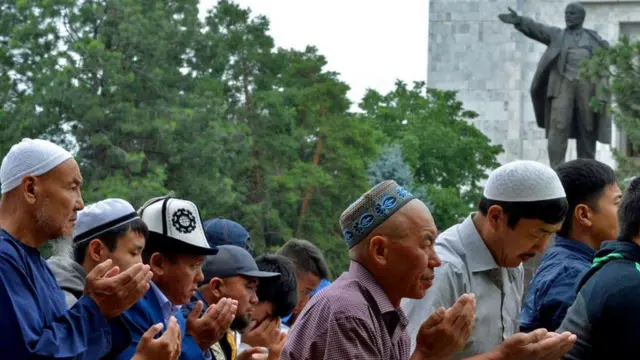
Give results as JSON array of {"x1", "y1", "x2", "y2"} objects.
[{"x1": 280, "y1": 261, "x2": 411, "y2": 360}]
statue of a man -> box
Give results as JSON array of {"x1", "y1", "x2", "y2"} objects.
[{"x1": 499, "y1": 3, "x2": 611, "y2": 167}]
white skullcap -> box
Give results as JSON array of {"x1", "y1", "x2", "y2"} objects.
[
  {"x1": 73, "y1": 198, "x2": 140, "y2": 245},
  {"x1": 0, "y1": 138, "x2": 73, "y2": 194},
  {"x1": 483, "y1": 160, "x2": 566, "y2": 202}
]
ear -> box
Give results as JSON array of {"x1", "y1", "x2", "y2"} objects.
[
  {"x1": 209, "y1": 278, "x2": 224, "y2": 298},
  {"x1": 486, "y1": 205, "x2": 506, "y2": 230},
  {"x1": 87, "y1": 239, "x2": 105, "y2": 262},
  {"x1": 22, "y1": 176, "x2": 38, "y2": 205},
  {"x1": 574, "y1": 204, "x2": 593, "y2": 228},
  {"x1": 368, "y1": 235, "x2": 390, "y2": 266},
  {"x1": 149, "y1": 253, "x2": 166, "y2": 275}
]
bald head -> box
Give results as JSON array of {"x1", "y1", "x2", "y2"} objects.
[
  {"x1": 565, "y1": 2, "x2": 586, "y2": 28},
  {"x1": 349, "y1": 199, "x2": 436, "y2": 261}
]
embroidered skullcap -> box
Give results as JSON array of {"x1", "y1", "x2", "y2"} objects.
[
  {"x1": 0, "y1": 138, "x2": 73, "y2": 194},
  {"x1": 483, "y1": 160, "x2": 566, "y2": 202},
  {"x1": 138, "y1": 194, "x2": 218, "y2": 255},
  {"x1": 340, "y1": 180, "x2": 416, "y2": 249},
  {"x1": 73, "y1": 198, "x2": 140, "y2": 245}
]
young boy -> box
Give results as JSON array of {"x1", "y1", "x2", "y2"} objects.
[
  {"x1": 48, "y1": 198, "x2": 148, "y2": 307},
  {"x1": 276, "y1": 239, "x2": 330, "y2": 327}
]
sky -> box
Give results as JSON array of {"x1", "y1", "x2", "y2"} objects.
[{"x1": 198, "y1": 0, "x2": 429, "y2": 108}]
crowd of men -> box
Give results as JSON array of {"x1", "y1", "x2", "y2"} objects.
[{"x1": 0, "y1": 137, "x2": 638, "y2": 360}]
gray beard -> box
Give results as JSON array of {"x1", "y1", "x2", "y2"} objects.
[{"x1": 50, "y1": 235, "x2": 74, "y2": 259}]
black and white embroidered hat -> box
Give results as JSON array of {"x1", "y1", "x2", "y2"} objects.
[{"x1": 138, "y1": 195, "x2": 218, "y2": 255}]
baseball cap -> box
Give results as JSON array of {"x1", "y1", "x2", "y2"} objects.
[
  {"x1": 203, "y1": 218, "x2": 251, "y2": 250},
  {"x1": 138, "y1": 195, "x2": 218, "y2": 255},
  {"x1": 201, "y1": 245, "x2": 279, "y2": 282}
]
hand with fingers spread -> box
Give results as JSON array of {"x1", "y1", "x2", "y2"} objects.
[
  {"x1": 186, "y1": 297, "x2": 238, "y2": 351},
  {"x1": 267, "y1": 331, "x2": 287, "y2": 360},
  {"x1": 413, "y1": 293, "x2": 476, "y2": 360},
  {"x1": 84, "y1": 260, "x2": 153, "y2": 319},
  {"x1": 498, "y1": 7, "x2": 520, "y2": 25},
  {"x1": 489, "y1": 329, "x2": 576, "y2": 360},
  {"x1": 132, "y1": 316, "x2": 182, "y2": 360},
  {"x1": 241, "y1": 317, "x2": 281, "y2": 348}
]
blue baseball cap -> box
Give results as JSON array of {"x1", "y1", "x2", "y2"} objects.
[{"x1": 203, "y1": 218, "x2": 252, "y2": 251}]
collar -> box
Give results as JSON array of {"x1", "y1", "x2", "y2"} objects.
[
  {"x1": 348, "y1": 261, "x2": 408, "y2": 327},
  {"x1": 553, "y1": 236, "x2": 596, "y2": 260},
  {"x1": 149, "y1": 281, "x2": 181, "y2": 318},
  {"x1": 459, "y1": 215, "x2": 499, "y2": 273}
]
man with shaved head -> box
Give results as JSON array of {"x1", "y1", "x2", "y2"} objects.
[
  {"x1": 280, "y1": 180, "x2": 477, "y2": 360},
  {"x1": 0, "y1": 138, "x2": 154, "y2": 359}
]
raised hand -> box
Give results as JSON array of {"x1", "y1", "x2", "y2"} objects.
[
  {"x1": 267, "y1": 331, "x2": 287, "y2": 360},
  {"x1": 413, "y1": 293, "x2": 476, "y2": 360},
  {"x1": 241, "y1": 317, "x2": 281, "y2": 348},
  {"x1": 132, "y1": 316, "x2": 182, "y2": 360},
  {"x1": 492, "y1": 329, "x2": 576, "y2": 360},
  {"x1": 186, "y1": 297, "x2": 238, "y2": 350},
  {"x1": 84, "y1": 260, "x2": 153, "y2": 319},
  {"x1": 498, "y1": 7, "x2": 520, "y2": 24}
]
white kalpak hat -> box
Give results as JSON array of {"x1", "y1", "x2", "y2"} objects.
[
  {"x1": 138, "y1": 195, "x2": 218, "y2": 255},
  {"x1": 73, "y1": 198, "x2": 141, "y2": 245},
  {"x1": 0, "y1": 138, "x2": 73, "y2": 194},
  {"x1": 483, "y1": 160, "x2": 566, "y2": 202}
]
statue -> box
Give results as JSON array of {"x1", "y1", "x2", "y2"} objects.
[{"x1": 498, "y1": 3, "x2": 611, "y2": 168}]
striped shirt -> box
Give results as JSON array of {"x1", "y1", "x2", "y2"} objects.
[{"x1": 280, "y1": 261, "x2": 411, "y2": 360}]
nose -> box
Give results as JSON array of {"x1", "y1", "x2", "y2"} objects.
[
  {"x1": 195, "y1": 267, "x2": 204, "y2": 283},
  {"x1": 75, "y1": 195, "x2": 85, "y2": 211},
  {"x1": 428, "y1": 247, "x2": 441, "y2": 268},
  {"x1": 250, "y1": 292, "x2": 258, "y2": 305}
]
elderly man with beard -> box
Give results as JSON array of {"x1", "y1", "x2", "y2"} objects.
[
  {"x1": 0, "y1": 138, "x2": 153, "y2": 359},
  {"x1": 182, "y1": 245, "x2": 283, "y2": 360}
]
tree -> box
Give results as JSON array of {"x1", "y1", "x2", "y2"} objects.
[
  {"x1": 581, "y1": 36, "x2": 640, "y2": 181},
  {"x1": 360, "y1": 81, "x2": 503, "y2": 229},
  {"x1": 367, "y1": 143, "x2": 430, "y2": 206}
]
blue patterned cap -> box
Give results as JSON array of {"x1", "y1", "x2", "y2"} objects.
[{"x1": 340, "y1": 180, "x2": 416, "y2": 248}]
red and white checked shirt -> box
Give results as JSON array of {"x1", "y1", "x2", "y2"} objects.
[{"x1": 280, "y1": 261, "x2": 411, "y2": 360}]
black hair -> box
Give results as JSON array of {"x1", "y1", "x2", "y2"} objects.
[
  {"x1": 554, "y1": 159, "x2": 617, "y2": 237},
  {"x1": 478, "y1": 196, "x2": 568, "y2": 229},
  {"x1": 74, "y1": 218, "x2": 148, "y2": 264},
  {"x1": 618, "y1": 177, "x2": 640, "y2": 242},
  {"x1": 254, "y1": 254, "x2": 298, "y2": 318},
  {"x1": 276, "y1": 239, "x2": 330, "y2": 279}
]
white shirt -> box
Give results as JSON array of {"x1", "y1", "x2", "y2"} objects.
[{"x1": 401, "y1": 215, "x2": 524, "y2": 359}]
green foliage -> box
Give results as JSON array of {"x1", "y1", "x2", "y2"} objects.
[
  {"x1": 1, "y1": 1, "x2": 501, "y2": 274},
  {"x1": 360, "y1": 81, "x2": 503, "y2": 229},
  {"x1": 581, "y1": 36, "x2": 640, "y2": 181}
]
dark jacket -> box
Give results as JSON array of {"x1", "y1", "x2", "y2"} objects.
[
  {"x1": 559, "y1": 240, "x2": 640, "y2": 359},
  {"x1": 520, "y1": 237, "x2": 595, "y2": 332},
  {"x1": 513, "y1": 17, "x2": 611, "y2": 143}
]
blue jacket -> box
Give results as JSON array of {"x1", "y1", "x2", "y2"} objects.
[
  {"x1": 115, "y1": 286, "x2": 206, "y2": 360},
  {"x1": 520, "y1": 237, "x2": 595, "y2": 331},
  {"x1": 559, "y1": 240, "x2": 640, "y2": 359}
]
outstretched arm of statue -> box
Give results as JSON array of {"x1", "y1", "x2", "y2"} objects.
[{"x1": 498, "y1": 7, "x2": 558, "y2": 46}]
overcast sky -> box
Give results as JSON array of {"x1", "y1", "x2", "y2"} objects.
[{"x1": 199, "y1": 0, "x2": 429, "y2": 108}]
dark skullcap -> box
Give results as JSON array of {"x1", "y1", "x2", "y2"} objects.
[{"x1": 340, "y1": 180, "x2": 416, "y2": 249}]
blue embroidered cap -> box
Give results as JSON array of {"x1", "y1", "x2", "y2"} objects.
[{"x1": 340, "y1": 180, "x2": 416, "y2": 249}]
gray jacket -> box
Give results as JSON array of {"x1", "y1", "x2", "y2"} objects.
[{"x1": 47, "y1": 256, "x2": 86, "y2": 308}]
